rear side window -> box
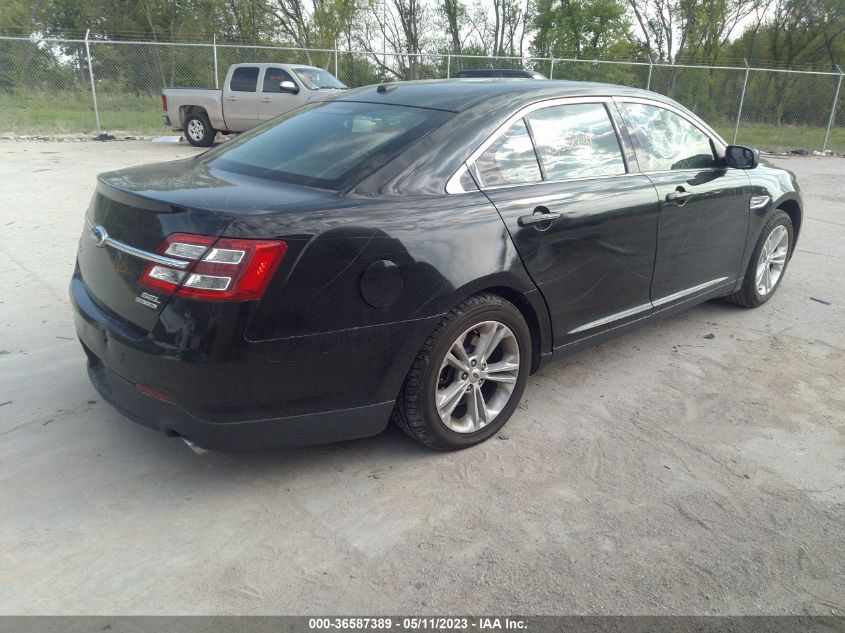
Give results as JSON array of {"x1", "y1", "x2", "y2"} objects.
[
  {"x1": 622, "y1": 103, "x2": 717, "y2": 171},
  {"x1": 474, "y1": 119, "x2": 542, "y2": 187},
  {"x1": 263, "y1": 67, "x2": 294, "y2": 92},
  {"x1": 525, "y1": 103, "x2": 625, "y2": 180},
  {"x1": 230, "y1": 67, "x2": 259, "y2": 92},
  {"x1": 204, "y1": 101, "x2": 452, "y2": 190}
]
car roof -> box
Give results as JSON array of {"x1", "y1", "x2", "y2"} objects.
[{"x1": 334, "y1": 79, "x2": 663, "y2": 113}]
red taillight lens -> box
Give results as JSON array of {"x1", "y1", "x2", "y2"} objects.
[
  {"x1": 161, "y1": 94, "x2": 168, "y2": 112},
  {"x1": 139, "y1": 233, "x2": 287, "y2": 301}
]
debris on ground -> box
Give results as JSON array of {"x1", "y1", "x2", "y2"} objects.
[
  {"x1": 703, "y1": 333, "x2": 716, "y2": 339},
  {"x1": 810, "y1": 297, "x2": 832, "y2": 305}
]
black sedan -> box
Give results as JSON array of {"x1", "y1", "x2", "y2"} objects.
[{"x1": 71, "y1": 80, "x2": 802, "y2": 452}]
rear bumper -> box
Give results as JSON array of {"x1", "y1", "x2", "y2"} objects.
[
  {"x1": 70, "y1": 269, "x2": 425, "y2": 452},
  {"x1": 85, "y1": 352, "x2": 392, "y2": 452}
]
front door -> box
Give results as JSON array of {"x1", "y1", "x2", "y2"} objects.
[
  {"x1": 477, "y1": 101, "x2": 660, "y2": 349},
  {"x1": 618, "y1": 101, "x2": 751, "y2": 305},
  {"x1": 259, "y1": 67, "x2": 308, "y2": 120}
]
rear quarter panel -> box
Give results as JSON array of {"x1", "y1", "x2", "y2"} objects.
[{"x1": 221, "y1": 192, "x2": 544, "y2": 414}]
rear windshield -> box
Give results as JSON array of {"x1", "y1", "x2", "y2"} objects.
[{"x1": 204, "y1": 101, "x2": 452, "y2": 190}]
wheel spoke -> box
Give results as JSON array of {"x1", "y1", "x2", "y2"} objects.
[
  {"x1": 467, "y1": 386, "x2": 489, "y2": 430},
  {"x1": 474, "y1": 322, "x2": 502, "y2": 363},
  {"x1": 445, "y1": 341, "x2": 471, "y2": 372},
  {"x1": 756, "y1": 263, "x2": 766, "y2": 287},
  {"x1": 485, "y1": 360, "x2": 519, "y2": 383},
  {"x1": 765, "y1": 264, "x2": 772, "y2": 292},
  {"x1": 437, "y1": 380, "x2": 467, "y2": 419}
]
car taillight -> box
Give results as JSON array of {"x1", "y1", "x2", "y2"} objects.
[
  {"x1": 161, "y1": 94, "x2": 168, "y2": 111},
  {"x1": 140, "y1": 233, "x2": 287, "y2": 301}
]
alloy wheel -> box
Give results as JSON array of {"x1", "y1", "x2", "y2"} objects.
[
  {"x1": 434, "y1": 320, "x2": 520, "y2": 434},
  {"x1": 756, "y1": 224, "x2": 789, "y2": 296}
]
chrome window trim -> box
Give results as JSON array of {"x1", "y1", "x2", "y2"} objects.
[
  {"x1": 444, "y1": 93, "x2": 734, "y2": 194},
  {"x1": 85, "y1": 216, "x2": 191, "y2": 270},
  {"x1": 445, "y1": 95, "x2": 621, "y2": 194}
]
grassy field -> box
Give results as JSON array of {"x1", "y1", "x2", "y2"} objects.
[
  {"x1": 714, "y1": 123, "x2": 845, "y2": 154},
  {"x1": 0, "y1": 92, "x2": 163, "y2": 136},
  {"x1": 2, "y1": 91, "x2": 843, "y2": 153}
]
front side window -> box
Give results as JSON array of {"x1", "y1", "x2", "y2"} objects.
[
  {"x1": 230, "y1": 67, "x2": 259, "y2": 92},
  {"x1": 263, "y1": 67, "x2": 295, "y2": 92},
  {"x1": 525, "y1": 103, "x2": 625, "y2": 180},
  {"x1": 623, "y1": 103, "x2": 717, "y2": 171},
  {"x1": 204, "y1": 101, "x2": 451, "y2": 190},
  {"x1": 291, "y1": 67, "x2": 346, "y2": 90},
  {"x1": 474, "y1": 119, "x2": 542, "y2": 187}
]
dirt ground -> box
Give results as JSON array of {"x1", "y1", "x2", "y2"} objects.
[{"x1": 0, "y1": 140, "x2": 842, "y2": 615}]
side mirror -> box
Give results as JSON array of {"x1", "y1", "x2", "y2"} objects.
[
  {"x1": 279, "y1": 80, "x2": 299, "y2": 94},
  {"x1": 725, "y1": 145, "x2": 759, "y2": 169}
]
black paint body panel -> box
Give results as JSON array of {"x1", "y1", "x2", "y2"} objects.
[{"x1": 70, "y1": 80, "x2": 802, "y2": 451}]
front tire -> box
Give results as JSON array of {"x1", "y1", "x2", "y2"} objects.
[
  {"x1": 393, "y1": 293, "x2": 531, "y2": 450},
  {"x1": 725, "y1": 210, "x2": 793, "y2": 308},
  {"x1": 183, "y1": 112, "x2": 215, "y2": 147}
]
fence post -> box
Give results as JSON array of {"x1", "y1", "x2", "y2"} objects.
[
  {"x1": 84, "y1": 29, "x2": 101, "y2": 133},
  {"x1": 549, "y1": 56, "x2": 554, "y2": 79},
  {"x1": 646, "y1": 54, "x2": 653, "y2": 90},
  {"x1": 213, "y1": 33, "x2": 219, "y2": 88},
  {"x1": 335, "y1": 47, "x2": 339, "y2": 76},
  {"x1": 733, "y1": 58, "x2": 750, "y2": 144},
  {"x1": 447, "y1": 54, "x2": 451, "y2": 78},
  {"x1": 823, "y1": 64, "x2": 843, "y2": 153}
]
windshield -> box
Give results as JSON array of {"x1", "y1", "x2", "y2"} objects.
[
  {"x1": 203, "y1": 101, "x2": 452, "y2": 190},
  {"x1": 292, "y1": 67, "x2": 346, "y2": 90}
]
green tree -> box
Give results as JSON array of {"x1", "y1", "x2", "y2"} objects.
[{"x1": 530, "y1": 0, "x2": 633, "y2": 59}]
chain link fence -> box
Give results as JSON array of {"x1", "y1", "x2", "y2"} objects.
[{"x1": 1, "y1": 34, "x2": 842, "y2": 153}]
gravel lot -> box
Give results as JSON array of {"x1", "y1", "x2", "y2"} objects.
[{"x1": 0, "y1": 140, "x2": 843, "y2": 615}]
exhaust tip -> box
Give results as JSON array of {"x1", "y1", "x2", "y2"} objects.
[{"x1": 182, "y1": 437, "x2": 209, "y2": 455}]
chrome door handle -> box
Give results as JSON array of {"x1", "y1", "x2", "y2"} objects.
[
  {"x1": 517, "y1": 206, "x2": 562, "y2": 228},
  {"x1": 666, "y1": 187, "x2": 693, "y2": 204},
  {"x1": 225, "y1": 96, "x2": 237, "y2": 101},
  {"x1": 259, "y1": 97, "x2": 271, "y2": 102}
]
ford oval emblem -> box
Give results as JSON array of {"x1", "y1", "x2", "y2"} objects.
[{"x1": 91, "y1": 225, "x2": 108, "y2": 248}]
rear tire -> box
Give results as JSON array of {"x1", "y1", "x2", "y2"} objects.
[
  {"x1": 183, "y1": 112, "x2": 215, "y2": 147},
  {"x1": 725, "y1": 210, "x2": 793, "y2": 308},
  {"x1": 393, "y1": 293, "x2": 531, "y2": 450}
]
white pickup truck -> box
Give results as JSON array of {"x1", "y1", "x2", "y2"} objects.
[{"x1": 161, "y1": 63, "x2": 347, "y2": 146}]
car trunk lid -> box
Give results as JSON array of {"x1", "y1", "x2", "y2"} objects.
[
  {"x1": 77, "y1": 160, "x2": 337, "y2": 334},
  {"x1": 77, "y1": 182, "x2": 233, "y2": 334}
]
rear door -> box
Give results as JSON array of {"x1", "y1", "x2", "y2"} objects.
[
  {"x1": 618, "y1": 100, "x2": 751, "y2": 306},
  {"x1": 477, "y1": 98, "x2": 660, "y2": 349},
  {"x1": 222, "y1": 66, "x2": 260, "y2": 131},
  {"x1": 258, "y1": 66, "x2": 308, "y2": 120}
]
